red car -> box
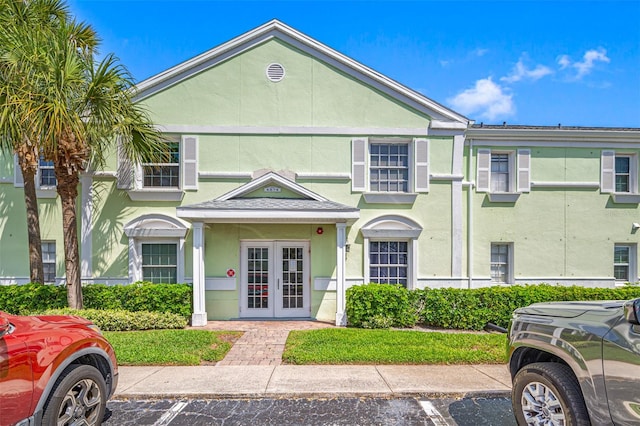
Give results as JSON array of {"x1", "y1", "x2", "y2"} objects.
[{"x1": 0, "y1": 311, "x2": 118, "y2": 426}]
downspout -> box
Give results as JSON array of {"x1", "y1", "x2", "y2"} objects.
[{"x1": 467, "y1": 139, "x2": 474, "y2": 290}]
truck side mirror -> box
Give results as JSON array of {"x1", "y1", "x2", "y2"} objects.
[{"x1": 624, "y1": 299, "x2": 640, "y2": 326}]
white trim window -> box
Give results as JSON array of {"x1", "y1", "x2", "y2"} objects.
[
  {"x1": 142, "y1": 243, "x2": 178, "y2": 283},
  {"x1": 42, "y1": 241, "x2": 56, "y2": 283},
  {"x1": 361, "y1": 215, "x2": 422, "y2": 289},
  {"x1": 143, "y1": 141, "x2": 180, "y2": 188},
  {"x1": 491, "y1": 243, "x2": 513, "y2": 284},
  {"x1": 124, "y1": 214, "x2": 188, "y2": 283},
  {"x1": 477, "y1": 149, "x2": 530, "y2": 199},
  {"x1": 352, "y1": 137, "x2": 429, "y2": 202},
  {"x1": 614, "y1": 244, "x2": 636, "y2": 282},
  {"x1": 39, "y1": 158, "x2": 56, "y2": 188},
  {"x1": 369, "y1": 241, "x2": 408, "y2": 287},
  {"x1": 370, "y1": 143, "x2": 409, "y2": 192},
  {"x1": 601, "y1": 151, "x2": 638, "y2": 194},
  {"x1": 615, "y1": 156, "x2": 631, "y2": 193}
]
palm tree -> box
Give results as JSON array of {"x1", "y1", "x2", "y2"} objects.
[
  {"x1": 0, "y1": 0, "x2": 83, "y2": 284},
  {"x1": 3, "y1": 0, "x2": 167, "y2": 308}
]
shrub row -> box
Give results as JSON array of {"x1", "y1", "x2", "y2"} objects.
[
  {"x1": 0, "y1": 282, "x2": 192, "y2": 317},
  {"x1": 39, "y1": 308, "x2": 188, "y2": 331},
  {"x1": 347, "y1": 283, "x2": 640, "y2": 330}
]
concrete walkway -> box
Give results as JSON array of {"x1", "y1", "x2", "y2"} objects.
[{"x1": 113, "y1": 320, "x2": 512, "y2": 399}]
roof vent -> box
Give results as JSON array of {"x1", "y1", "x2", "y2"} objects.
[{"x1": 266, "y1": 63, "x2": 285, "y2": 82}]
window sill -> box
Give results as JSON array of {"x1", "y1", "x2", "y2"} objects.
[
  {"x1": 37, "y1": 188, "x2": 57, "y2": 199},
  {"x1": 487, "y1": 192, "x2": 521, "y2": 203},
  {"x1": 127, "y1": 189, "x2": 184, "y2": 202},
  {"x1": 611, "y1": 193, "x2": 640, "y2": 204},
  {"x1": 363, "y1": 193, "x2": 418, "y2": 204}
]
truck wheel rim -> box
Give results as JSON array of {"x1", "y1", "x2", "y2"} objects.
[{"x1": 521, "y1": 381, "x2": 566, "y2": 425}]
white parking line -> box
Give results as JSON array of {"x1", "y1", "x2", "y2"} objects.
[
  {"x1": 153, "y1": 401, "x2": 188, "y2": 426},
  {"x1": 419, "y1": 400, "x2": 451, "y2": 426}
]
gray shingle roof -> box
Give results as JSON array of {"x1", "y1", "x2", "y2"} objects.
[{"x1": 180, "y1": 198, "x2": 358, "y2": 212}]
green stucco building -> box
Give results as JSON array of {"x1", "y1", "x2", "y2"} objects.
[{"x1": 1, "y1": 20, "x2": 639, "y2": 325}]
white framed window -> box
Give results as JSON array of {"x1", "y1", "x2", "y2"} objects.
[
  {"x1": 490, "y1": 153, "x2": 511, "y2": 192},
  {"x1": 361, "y1": 215, "x2": 422, "y2": 289},
  {"x1": 491, "y1": 243, "x2": 513, "y2": 284},
  {"x1": 614, "y1": 244, "x2": 636, "y2": 282},
  {"x1": 370, "y1": 143, "x2": 409, "y2": 192},
  {"x1": 615, "y1": 156, "x2": 631, "y2": 193},
  {"x1": 602, "y1": 151, "x2": 638, "y2": 198},
  {"x1": 124, "y1": 215, "x2": 188, "y2": 284},
  {"x1": 369, "y1": 241, "x2": 408, "y2": 287},
  {"x1": 352, "y1": 137, "x2": 429, "y2": 202},
  {"x1": 142, "y1": 243, "x2": 178, "y2": 283},
  {"x1": 38, "y1": 158, "x2": 56, "y2": 187},
  {"x1": 42, "y1": 241, "x2": 56, "y2": 283},
  {"x1": 143, "y1": 141, "x2": 180, "y2": 188},
  {"x1": 119, "y1": 135, "x2": 198, "y2": 200},
  {"x1": 477, "y1": 149, "x2": 530, "y2": 201}
]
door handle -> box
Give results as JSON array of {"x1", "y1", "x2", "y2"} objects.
[{"x1": 277, "y1": 278, "x2": 280, "y2": 290}]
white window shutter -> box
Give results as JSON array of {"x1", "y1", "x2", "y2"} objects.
[
  {"x1": 517, "y1": 149, "x2": 531, "y2": 193},
  {"x1": 476, "y1": 149, "x2": 491, "y2": 192},
  {"x1": 351, "y1": 137, "x2": 367, "y2": 192},
  {"x1": 414, "y1": 138, "x2": 429, "y2": 192},
  {"x1": 116, "y1": 140, "x2": 132, "y2": 189},
  {"x1": 13, "y1": 154, "x2": 24, "y2": 188},
  {"x1": 601, "y1": 150, "x2": 615, "y2": 193},
  {"x1": 182, "y1": 135, "x2": 198, "y2": 190}
]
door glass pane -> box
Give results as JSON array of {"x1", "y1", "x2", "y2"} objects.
[
  {"x1": 247, "y1": 247, "x2": 269, "y2": 309},
  {"x1": 281, "y1": 247, "x2": 304, "y2": 309}
]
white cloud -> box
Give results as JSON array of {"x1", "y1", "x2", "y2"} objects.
[
  {"x1": 448, "y1": 78, "x2": 514, "y2": 121},
  {"x1": 474, "y1": 48, "x2": 489, "y2": 57},
  {"x1": 501, "y1": 56, "x2": 553, "y2": 83},
  {"x1": 556, "y1": 48, "x2": 610, "y2": 78}
]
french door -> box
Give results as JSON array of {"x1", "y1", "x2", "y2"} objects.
[{"x1": 240, "y1": 241, "x2": 310, "y2": 318}]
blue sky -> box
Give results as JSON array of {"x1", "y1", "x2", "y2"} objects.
[{"x1": 67, "y1": 0, "x2": 640, "y2": 127}]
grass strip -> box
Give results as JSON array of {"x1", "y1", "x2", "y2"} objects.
[
  {"x1": 104, "y1": 329, "x2": 242, "y2": 366},
  {"x1": 283, "y1": 328, "x2": 507, "y2": 365}
]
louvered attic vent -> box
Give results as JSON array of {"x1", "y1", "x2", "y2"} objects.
[{"x1": 266, "y1": 63, "x2": 285, "y2": 82}]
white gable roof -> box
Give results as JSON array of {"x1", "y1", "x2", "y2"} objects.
[{"x1": 134, "y1": 19, "x2": 469, "y2": 128}]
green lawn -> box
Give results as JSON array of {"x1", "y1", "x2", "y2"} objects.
[
  {"x1": 104, "y1": 330, "x2": 242, "y2": 365},
  {"x1": 283, "y1": 328, "x2": 507, "y2": 365}
]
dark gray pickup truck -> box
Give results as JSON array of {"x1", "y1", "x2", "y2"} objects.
[{"x1": 508, "y1": 298, "x2": 640, "y2": 425}]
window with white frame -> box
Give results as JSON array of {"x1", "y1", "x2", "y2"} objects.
[
  {"x1": 361, "y1": 215, "x2": 422, "y2": 289},
  {"x1": 477, "y1": 149, "x2": 530, "y2": 198},
  {"x1": 616, "y1": 156, "x2": 631, "y2": 193},
  {"x1": 491, "y1": 243, "x2": 512, "y2": 284},
  {"x1": 370, "y1": 143, "x2": 409, "y2": 192},
  {"x1": 369, "y1": 241, "x2": 408, "y2": 287},
  {"x1": 601, "y1": 151, "x2": 638, "y2": 198},
  {"x1": 39, "y1": 158, "x2": 56, "y2": 187},
  {"x1": 351, "y1": 137, "x2": 429, "y2": 199},
  {"x1": 142, "y1": 243, "x2": 177, "y2": 284},
  {"x1": 614, "y1": 244, "x2": 636, "y2": 282},
  {"x1": 143, "y1": 141, "x2": 180, "y2": 188},
  {"x1": 491, "y1": 153, "x2": 510, "y2": 192},
  {"x1": 42, "y1": 241, "x2": 56, "y2": 283}
]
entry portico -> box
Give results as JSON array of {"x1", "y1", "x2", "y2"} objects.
[{"x1": 176, "y1": 172, "x2": 359, "y2": 326}]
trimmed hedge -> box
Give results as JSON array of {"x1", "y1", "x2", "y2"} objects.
[
  {"x1": 38, "y1": 308, "x2": 188, "y2": 331},
  {"x1": 346, "y1": 283, "x2": 417, "y2": 328},
  {"x1": 0, "y1": 282, "x2": 192, "y2": 317},
  {"x1": 346, "y1": 283, "x2": 640, "y2": 330}
]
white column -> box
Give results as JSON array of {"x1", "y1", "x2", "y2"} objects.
[
  {"x1": 191, "y1": 222, "x2": 207, "y2": 326},
  {"x1": 80, "y1": 174, "x2": 93, "y2": 282},
  {"x1": 335, "y1": 223, "x2": 347, "y2": 326}
]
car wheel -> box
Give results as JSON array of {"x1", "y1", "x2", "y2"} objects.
[
  {"x1": 42, "y1": 364, "x2": 107, "y2": 426},
  {"x1": 512, "y1": 362, "x2": 590, "y2": 426}
]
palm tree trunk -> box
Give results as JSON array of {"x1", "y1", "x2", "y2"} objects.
[
  {"x1": 21, "y1": 167, "x2": 45, "y2": 284},
  {"x1": 56, "y1": 166, "x2": 82, "y2": 309}
]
